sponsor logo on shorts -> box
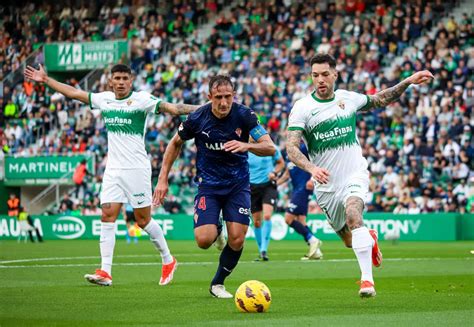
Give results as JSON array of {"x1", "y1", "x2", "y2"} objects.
[
  {"x1": 137, "y1": 200, "x2": 145, "y2": 205},
  {"x1": 238, "y1": 207, "x2": 251, "y2": 215},
  {"x1": 347, "y1": 184, "x2": 361, "y2": 188},
  {"x1": 133, "y1": 193, "x2": 145, "y2": 197}
]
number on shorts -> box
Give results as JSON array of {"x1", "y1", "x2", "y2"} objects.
[{"x1": 198, "y1": 196, "x2": 206, "y2": 210}]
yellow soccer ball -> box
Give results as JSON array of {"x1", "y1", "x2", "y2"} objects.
[{"x1": 234, "y1": 280, "x2": 271, "y2": 313}]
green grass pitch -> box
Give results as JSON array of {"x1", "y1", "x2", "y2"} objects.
[{"x1": 1, "y1": 239, "x2": 473, "y2": 326}]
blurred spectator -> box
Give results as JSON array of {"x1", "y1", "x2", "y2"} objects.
[{"x1": 7, "y1": 193, "x2": 20, "y2": 217}]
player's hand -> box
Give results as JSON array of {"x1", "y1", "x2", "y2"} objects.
[
  {"x1": 310, "y1": 166, "x2": 330, "y2": 184},
  {"x1": 153, "y1": 179, "x2": 169, "y2": 206},
  {"x1": 407, "y1": 70, "x2": 434, "y2": 85},
  {"x1": 24, "y1": 64, "x2": 48, "y2": 83},
  {"x1": 224, "y1": 140, "x2": 249, "y2": 153},
  {"x1": 305, "y1": 179, "x2": 314, "y2": 191},
  {"x1": 268, "y1": 171, "x2": 277, "y2": 181}
]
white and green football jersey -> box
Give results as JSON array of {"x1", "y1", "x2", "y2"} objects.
[
  {"x1": 288, "y1": 89, "x2": 371, "y2": 192},
  {"x1": 89, "y1": 91, "x2": 161, "y2": 169}
]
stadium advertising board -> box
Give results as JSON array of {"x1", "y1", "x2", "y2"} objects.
[
  {"x1": 4, "y1": 155, "x2": 94, "y2": 186},
  {"x1": 1, "y1": 213, "x2": 471, "y2": 241},
  {"x1": 44, "y1": 40, "x2": 129, "y2": 71}
]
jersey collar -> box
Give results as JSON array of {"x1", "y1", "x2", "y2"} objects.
[
  {"x1": 115, "y1": 91, "x2": 134, "y2": 100},
  {"x1": 311, "y1": 91, "x2": 335, "y2": 103}
]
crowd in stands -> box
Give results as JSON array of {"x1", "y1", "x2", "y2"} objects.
[{"x1": 1, "y1": 0, "x2": 473, "y2": 216}]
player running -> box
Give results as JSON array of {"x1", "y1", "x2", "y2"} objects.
[
  {"x1": 285, "y1": 142, "x2": 323, "y2": 260},
  {"x1": 248, "y1": 141, "x2": 285, "y2": 261},
  {"x1": 286, "y1": 53, "x2": 433, "y2": 297},
  {"x1": 154, "y1": 75, "x2": 276, "y2": 298},
  {"x1": 24, "y1": 63, "x2": 200, "y2": 286}
]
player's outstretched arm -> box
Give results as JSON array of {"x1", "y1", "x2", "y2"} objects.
[
  {"x1": 24, "y1": 64, "x2": 89, "y2": 104},
  {"x1": 159, "y1": 102, "x2": 200, "y2": 115},
  {"x1": 286, "y1": 130, "x2": 329, "y2": 184},
  {"x1": 368, "y1": 70, "x2": 434, "y2": 109},
  {"x1": 153, "y1": 133, "x2": 185, "y2": 206}
]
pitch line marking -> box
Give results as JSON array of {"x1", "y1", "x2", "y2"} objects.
[{"x1": 0, "y1": 257, "x2": 471, "y2": 269}]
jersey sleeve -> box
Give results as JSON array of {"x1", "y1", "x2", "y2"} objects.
[
  {"x1": 88, "y1": 92, "x2": 104, "y2": 110},
  {"x1": 140, "y1": 92, "x2": 162, "y2": 114},
  {"x1": 350, "y1": 91, "x2": 372, "y2": 111},
  {"x1": 177, "y1": 116, "x2": 196, "y2": 141},
  {"x1": 288, "y1": 102, "x2": 306, "y2": 131},
  {"x1": 243, "y1": 108, "x2": 268, "y2": 141}
]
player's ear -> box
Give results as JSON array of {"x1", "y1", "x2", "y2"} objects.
[
  {"x1": 333, "y1": 69, "x2": 338, "y2": 80},
  {"x1": 207, "y1": 92, "x2": 212, "y2": 101}
]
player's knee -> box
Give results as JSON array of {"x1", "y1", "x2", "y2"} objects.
[
  {"x1": 135, "y1": 217, "x2": 150, "y2": 229},
  {"x1": 195, "y1": 234, "x2": 213, "y2": 249},
  {"x1": 263, "y1": 213, "x2": 272, "y2": 221},
  {"x1": 101, "y1": 211, "x2": 116, "y2": 222},
  {"x1": 346, "y1": 214, "x2": 363, "y2": 230},
  {"x1": 284, "y1": 215, "x2": 294, "y2": 225},
  {"x1": 228, "y1": 235, "x2": 245, "y2": 250},
  {"x1": 253, "y1": 219, "x2": 262, "y2": 228}
]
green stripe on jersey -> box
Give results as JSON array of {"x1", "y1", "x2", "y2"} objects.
[
  {"x1": 305, "y1": 114, "x2": 358, "y2": 155},
  {"x1": 102, "y1": 109, "x2": 146, "y2": 136}
]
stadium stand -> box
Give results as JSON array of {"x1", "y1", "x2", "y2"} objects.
[{"x1": 1, "y1": 0, "x2": 473, "y2": 215}]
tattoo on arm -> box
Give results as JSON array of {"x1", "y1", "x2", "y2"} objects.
[
  {"x1": 160, "y1": 102, "x2": 199, "y2": 115},
  {"x1": 286, "y1": 130, "x2": 313, "y2": 172},
  {"x1": 369, "y1": 79, "x2": 411, "y2": 108},
  {"x1": 174, "y1": 103, "x2": 199, "y2": 115}
]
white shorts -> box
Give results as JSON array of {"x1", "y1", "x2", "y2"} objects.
[
  {"x1": 100, "y1": 168, "x2": 152, "y2": 208},
  {"x1": 315, "y1": 170, "x2": 369, "y2": 232},
  {"x1": 19, "y1": 220, "x2": 35, "y2": 232}
]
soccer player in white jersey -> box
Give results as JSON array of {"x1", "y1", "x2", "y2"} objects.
[
  {"x1": 286, "y1": 53, "x2": 433, "y2": 297},
  {"x1": 24, "y1": 64, "x2": 200, "y2": 286}
]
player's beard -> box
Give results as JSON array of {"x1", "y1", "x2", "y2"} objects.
[{"x1": 316, "y1": 86, "x2": 333, "y2": 99}]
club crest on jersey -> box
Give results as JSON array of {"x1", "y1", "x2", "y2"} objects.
[
  {"x1": 127, "y1": 99, "x2": 133, "y2": 106},
  {"x1": 337, "y1": 100, "x2": 345, "y2": 110},
  {"x1": 235, "y1": 128, "x2": 242, "y2": 137}
]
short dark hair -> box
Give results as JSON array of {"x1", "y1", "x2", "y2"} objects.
[
  {"x1": 208, "y1": 75, "x2": 234, "y2": 93},
  {"x1": 111, "y1": 64, "x2": 132, "y2": 75},
  {"x1": 309, "y1": 53, "x2": 336, "y2": 68}
]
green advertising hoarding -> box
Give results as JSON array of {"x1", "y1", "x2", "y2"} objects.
[
  {"x1": 1, "y1": 213, "x2": 472, "y2": 241},
  {"x1": 44, "y1": 40, "x2": 129, "y2": 71},
  {"x1": 4, "y1": 155, "x2": 94, "y2": 186}
]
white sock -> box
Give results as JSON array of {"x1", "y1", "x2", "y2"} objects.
[
  {"x1": 351, "y1": 227, "x2": 374, "y2": 284},
  {"x1": 100, "y1": 222, "x2": 116, "y2": 275},
  {"x1": 308, "y1": 236, "x2": 318, "y2": 244},
  {"x1": 144, "y1": 219, "x2": 173, "y2": 264}
]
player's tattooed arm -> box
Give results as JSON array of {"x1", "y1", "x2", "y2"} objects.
[
  {"x1": 368, "y1": 79, "x2": 411, "y2": 108},
  {"x1": 159, "y1": 102, "x2": 200, "y2": 115},
  {"x1": 367, "y1": 70, "x2": 434, "y2": 109},
  {"x1": 286, "y1": 130, "x2": 314, "y2": 172},
  {"x1": 286, "y1": 129, "x2": 330, "y2": 184}
]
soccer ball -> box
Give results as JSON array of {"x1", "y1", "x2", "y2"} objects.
[{"x1": 234, "y1": 280, "x2": 271, "y2": 313}]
